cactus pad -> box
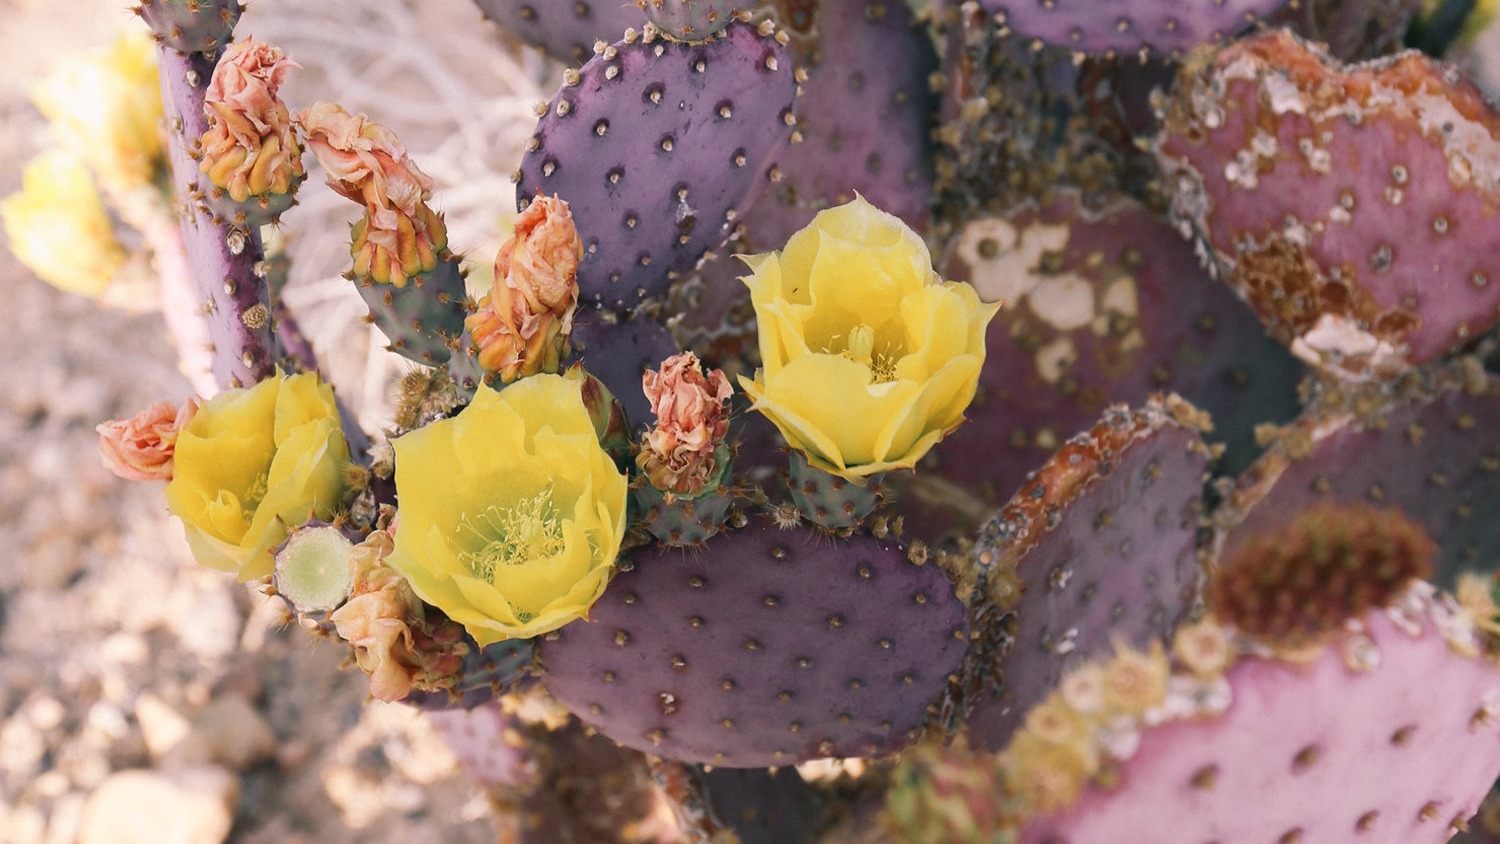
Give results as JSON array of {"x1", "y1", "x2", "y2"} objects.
[
  {"x1": 960, "y1": 396, "x2": 1209, "y2": 750},
  {"x1": 472, "y1": 0, "x2": 644, "y2": 64},
  {"x1": 1157, "y1": 30, "x2": 1500, "y2": 379},
  {"x1": 538, "y1": 515, "x2": 967, "y2": 766},
  {"x1": 1215, "y1": 361, "x2": 1500, "y2": 586},
  {"x1": 979, "y1": 0, "x2": 1288, "y2": 55},
  {"x1": 515, "y1": 21, "x2": 797, "y2": 311},
  {"x1": 1017, "y1": 595, "x2": 1500, "y2": 843},
  {"x1": 638, "y1": 1, "x2": 743, "y2": 41},
  {"x1": 565, "y1": 308, "x2": 681, "y2": 429},
  {"x1": 137, "y1": 0, "x2": 240, "y2": 53},
  {"x1": 922, "y1": 191, "x2": 1300, "y2": 526}
]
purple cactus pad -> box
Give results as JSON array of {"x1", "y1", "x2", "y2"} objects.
[
  {"x1": 980, "y1": 0, "x2": 1289, "y2": 55},
  {"x1": 538, "y1": 515, "x2": 967, "y2": 766},
  {"x1": 472, "y1": 0, "x2": 645, "y2": 64},
  {"x1": 516, "y1": 21, "x2": 797, "y2": 311}
]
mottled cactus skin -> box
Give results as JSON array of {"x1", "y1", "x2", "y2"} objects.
[
  {"x1": 137, "y1": 0, "x2": 241, "y2": 53},
  {"x1": 1018, "y1": 604, "x2": 1500, "y2": 844},
  {"x1": 472, "y1": 0, "x2": 645, "y2": 64},
  {"x1": 1216, "y1": 361, "x2": 1500, "y2": 587},
  {"x1": 979, "y1": 0, "x2": 1289, "y2": 55},
  {"x1": 152, "y1": 31, "x2": 275, "y2": 390},
  {"x1": 355, "y1": 258, "x2": 468, "y2": 365},
  {"x1": 515, "y1": 21, "x2": 797, "y2": 311},
  {"x1": 1158, "y1": 30, "x2": 1500, "y2": 380},
  {"x1": 914, "y1": 191, "x2": 1299, "y2": 532},
  {"x1": 538, "y1": 515, "x2": 967, "y2": 766},
  {"x1": 958, "y1": 397, "x2": 1208, "y2": 750}
]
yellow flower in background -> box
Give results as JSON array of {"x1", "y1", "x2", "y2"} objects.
[
  {"x1": 166, "y1": 372, "x2": 351, "y2": 581},
  {"x1": 387, "y1": 374, "x2": 627, "y2": 645},
  {"x1": 738, "y1": 196, "x2": 1000, "y2": 481},
  {"x1": 1, "y1": 151, "x2": 127, "y2": 297},
  {"x1": 31, "y1": 30, "x2": 165, "y2": 193}
]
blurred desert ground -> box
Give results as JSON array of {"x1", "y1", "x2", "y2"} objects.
[
  {"x1": 6, "y1": 2, "x2": 1500, "y2": 843},
  {"x1": 0, "y1": 0, "x2": 560, "y2": 841}
]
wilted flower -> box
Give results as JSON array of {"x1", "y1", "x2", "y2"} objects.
[
  {"x1": 30, "y1": 30, "x2": 164, "y2": 193},
  {"x1": 165, "y1": 371, "x2": 351, "y2": 580},
  {"x1": 331, "y1": 529, "x2": 466, "y2": 702},
  {"x1": 200, "y1": 38, "x2": 304, "y2": 208},
  {"x1": 465, "y1": 196, "x2": 581, "y2": 381},
  {"x1": 637, "y1": 352, "x2": 732, "y2": 498},
  {"x1": 738, "y1": 195, "x2": 1000, "y2": 481},
  {"x1": 97, "y1": 398, "x2": 199, "y2": 481},
  {"x1": 1, "y1": 151, "x2": 127, "y2": 297},
  {"x1": 386, "y1": 374, "x2": 628, "y2": 645},
  {"x1": 298, "y1": 101, "x2": 447, "y2": 286}
]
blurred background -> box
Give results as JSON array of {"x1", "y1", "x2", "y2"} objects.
[{"x1": 0, "y1": 1, "x2": 561, "y2": 841}]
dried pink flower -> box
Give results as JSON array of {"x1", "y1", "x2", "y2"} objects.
[
  {"x1": 637, "y1": 352, "x2": 733, "y2": 498},
  {"x1": 200, "y1": 38, "x2": 304, "y2": 204},
  {"x1": 465, "y1": 195, "x2": 582, "y2": 381},
  {"x1": 96, "y1": 398, "x2": 198, "y2": 481},
  {"x1": 330, "y1": 530, "x2": 465, "y2": 702},
  {"x1": 297, "y1": 101, "x2": 447, "y2": 286}
]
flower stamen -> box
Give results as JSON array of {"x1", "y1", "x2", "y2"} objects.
[{"x1": 456, "y1": 489, "x2": 566, "y2": 582}]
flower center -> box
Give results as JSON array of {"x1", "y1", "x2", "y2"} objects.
[
  {"x1": 241, "y1": 470, "x2": 270, "y2": 517},
  {"x1": 839, "y1": 323, "x2": 900, "y2": 385},
  {"x1": 455, "y1": 488, "x2": 565, "y2": 583}
]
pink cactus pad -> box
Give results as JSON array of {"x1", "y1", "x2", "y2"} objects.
[
  {"x1": 1020, "y1": 603, "x2": 1500, "y2": 843},
  {"x1": 1158, "y1": 30, "x2": 1500, "y2": 380}
]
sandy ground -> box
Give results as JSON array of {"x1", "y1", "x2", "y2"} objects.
[{"x1": 0, "y1": 1, "x2": 560, "y2": 841}]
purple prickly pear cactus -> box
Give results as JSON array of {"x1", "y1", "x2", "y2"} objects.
[
  {"x1": 913, "y1": 191, "x2": 1299, "y2": 532},
  {"x1": 1017, "y1": 598, "x2": 1500, "y2": 843},
  {"x1": 1267, "y1": 0, "x2": 1423, "y2": 60},
  {"x1": 979, "y1": 0, "x2": 1290, "y2": 55},
  {"x1": 538, "y1": 515, "x2": 967, "y2": 766},
  {"x1": 136, "y1": 0, "x2": 240, "y2": 54},
  {"x1": 472, "y1": 0, "x2": 646, "y2": 64},
  {"x1": 515, "y1": 21, "x2": 798, "y2": 311},
  {"x1": 1216, "y1": 360, "x2": 1500, "y2": 586},
  {"x1": 565, "y1": 308, "x2": 681, "y2": 428},
  {"x1": 402, "y1": 637, "x2": 536, "y2": 711},
  {"x1": 1157, "y1": 30, "x2": 1500, "y2": 380},
  {"x1": 958, "y1": 395, "x2": 1208, "y2": 750},
  {"x1": 638, "y1": 0, "x2": 745, "y2": 41},
  {"x1": 153, "y1": 42, "x2": 276, "y2": 391}
]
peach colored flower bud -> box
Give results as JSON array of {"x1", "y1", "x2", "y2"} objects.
[
  {"x1": 331, "y1": 530, "x2": 465, "y2": 702},
  {"x1": 465, "y1": 196, "x2": 582, "y2": 381},
  {"x1": 200, "y1": 38, "x2": 304, "y2": 206},
  {"x1": 637, "y1": 352, "x2": 732, "y2": 498},
  {"x1": 298, "y1": 102, "x2": 447, "y2": 286},
  {"x1": 96, "y1": 398, "x2": 198, "y2": 481}
]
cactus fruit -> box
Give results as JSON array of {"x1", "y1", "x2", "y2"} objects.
[
  {"x1": 927, "y1": 190, "x2": 1301, "y2": 519},
  {"x1": 978, "y1": 0, "x2": 1288, "y2": 55},
  {"x1": 1157, "y1": 29, "x2": 1500, "y2": 380},
  {"x1": 538, "y1": 514, "x2": 968, "y2": 766},
  {"x1": 136, "y1": 0, "x2": 241, "y2": 54},
  {"x1": 354, "y1": 259, "x2": 468, "y2": 365},
  {"x1": 515, "y1": 21, "x2": 798, "y2": 311},
  {"x1": 1015, "y1": 590, "x2": 1500, "y2": 843},
  {"x1": 786, "y1": 451, "x2": 887, "y2": 532},
  {"x1": 472, "y1": 0, "x2": 646, "y2": 64},
  {"x1": 958, "y1": 396, "x2": 1210, "y2": 750},
  {"x1": 401, "y1": 637, "x2": 536, "y2": 711},
  {"x1": 1216, "y1": 360, "x2": 1500, "y2": 585}
]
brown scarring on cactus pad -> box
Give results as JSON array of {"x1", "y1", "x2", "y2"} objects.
[{"x1": 1208, "y1": 502, "x2": 1435, "y2": 645}]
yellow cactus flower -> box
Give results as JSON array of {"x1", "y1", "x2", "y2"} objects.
[
  {"x1": 386, "y1": 374, "x2": 628, "y2": 645},
  {"x1": 738, "y1": 196, "x2": 1000, "y2": 481},
  {"x1": 1, "y1": 151, "x2": 127, "y2": 297},
  {"x1": 30, "y1": 30, "x2": 164, "y2": 194},
  {"x1": 165, "y1": 371, "x2": 351, "y2": 580}
]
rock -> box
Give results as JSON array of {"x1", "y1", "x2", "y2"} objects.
[
  {"x1": 77, "y1": 766, "x2": 238, "y2": 844},
  {"x1": 170, "y1": 695, "x2": 278, "y2": 771}
]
